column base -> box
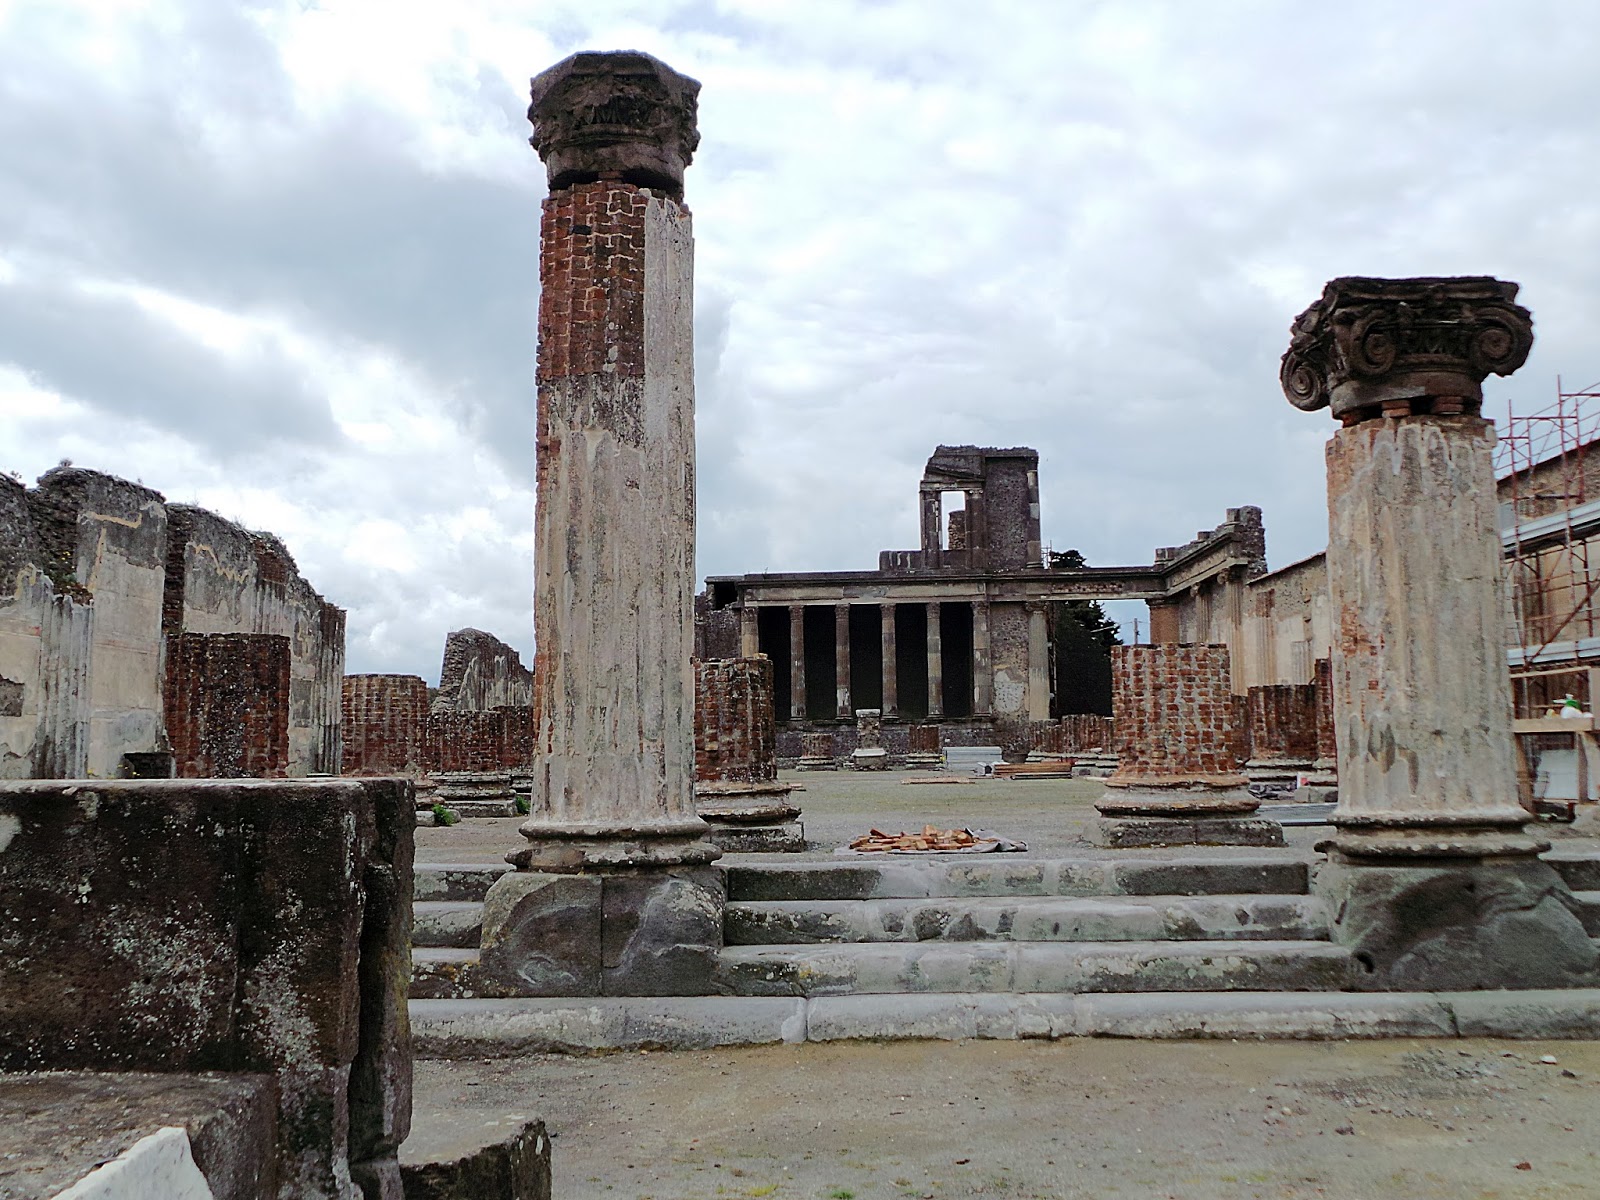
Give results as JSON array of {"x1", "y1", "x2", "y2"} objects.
[
  {"x1": 850, "y1": 747, "x2": 890, "y2": 771},
  {"x1": 1094, "y1": 778, "x2": 1285, "y2": 848},
  {"x1": 1327, "y1": 815, "x2": 1548, "y2": 860},
  {"x1": 695, "y1": 782, "x2": 806, "y2": 853},
  {"x1": 1318, "y1": 855, "x2": 1600, "y2": 991},
  {"x1": 506, "y1": 819, "x2": 722, "y2": 872},
  {"x1": 476, "y1": 866, "x2": 723, "y2": 997}
]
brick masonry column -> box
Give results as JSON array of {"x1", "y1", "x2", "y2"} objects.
[
  {"x1": 480, "y1": 51, "x2": 723, "y2": 999},
  {"x1": 1093, "y1": 644, "x2": 1281, "y2": 848},
  {"x1": 1243, "y1": 683, "x2": 1317, "y2": 782},
  {"x1": 880, "y1": 604, "x2": 898, "y2": 719},
  {"x1": 692, "y1": 657, "x2": 801, "y2": 852},
  {"x1": 925, "y1": 602, "x2": 943, "y2": 718},
  {"x1": 789, "y1": 604, "x2": 807, "y2": 721},
  {"x1": 972, "y1": 599, "x2": 992, "y2": 717},
  {"x1": 1026, "y1": 602, "x2": 1050, "y2": 722},
  {"x1": 1147, "y1": 600, "x2": 1180, "y2": 645},
  {"x1": 1282, "y1": 274, "x2": 1597, "y2": 989},
  {"x1": 834, "y1": 603, "x2": 851, "y2": 720}
]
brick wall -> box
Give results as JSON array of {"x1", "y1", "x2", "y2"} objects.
[
  {"x1": 1054, "y1": 714, "x2": 1116, "y2": 753},
  {"x1": 538, "y1": 181, "x2": 649, "y2": 383},
  {"x1": 1112, "y1": 644, "x2": 1240, "y2": 778},
  {"x1": 165, "y1": 633, "x2": 291, "y2": 778},
  {"x1": 1314, "y1": 657, "x2": 1336, "y2": 763},
  {"x1": 694, "y1": 658, "x2": 777, "y2": 784},
  {"x1": 341, "y1": 674, "x2": 428, "y2": 776},
  {"x1": 422, "y1": 706, "x2": 539, "y2": 776},
  {"x1": 1246, "y1": 684, "x2": 1318, "y2": 763}
]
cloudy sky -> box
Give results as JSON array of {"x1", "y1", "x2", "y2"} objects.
[{"x1": 3, "y1": 0, "x2": 1598, "y2": 680}]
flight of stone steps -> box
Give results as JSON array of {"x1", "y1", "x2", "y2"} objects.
[{"x1": 412, "y1": 848, "x2": 1600, "y2": 1011}]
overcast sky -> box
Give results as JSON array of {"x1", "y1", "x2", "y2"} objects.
[{"x1": 3, "y1": 0, "x2": 1598, "y2": 681}]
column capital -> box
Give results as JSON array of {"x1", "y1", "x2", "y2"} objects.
[
  {"x1": 529, "y1": 51, "x2": 701, "y2": 196},
  {"x1": 1280, "y1": 276, "x2": 1532, "y2": 423}
]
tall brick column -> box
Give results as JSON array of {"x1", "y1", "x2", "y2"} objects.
[
  {"x1": 1093, "y1": 644, "x2": 1282, "y2": 847},
  {"x1": 480, "y1": 52, "x2": 723, "y2": 999},
  {"x1": 1282, "y1": 275, "x2": 1596, "y2": 990}
]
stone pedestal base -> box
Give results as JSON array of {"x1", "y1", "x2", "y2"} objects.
[
  {"x1": 695, "y1": 782, "x2": 806, "y2": 854},
  {"x1": 796, "y1": 756, "x2": 837, "y2": 771},
  {"x1": 435, "y1": 772, "x2": 517, "y2": 818},
  {"x1": 1094, "y1": 781, "x2": 1285, "y2": 848},
  {"x1": 507, "y1": 819, "x2": 721, "y2": 873},
  {"x1": 1245, "y1": 758, "x2": 1312, "y2": 786},
  {"x1": 1318, "y1": 856, "x2": 1600, "y2": 991},
  {"x1": 477, "y1": 866, "x2": 724, "y2": 997},
  {"x1": 851, "y1": 747, "x2": 889, "y2": 771},
  {"x1": 904, "y1": 753, "x2": 941, "y2": 771}
]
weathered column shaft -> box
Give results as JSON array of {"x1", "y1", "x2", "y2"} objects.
[
  {"x1": 881, "y1": 605, "x2": 898, "y2": 719},
  {"x1": 834, "y1": 604, "x2": 851, "y2": 719},
  {"x1": 926, "y1": 602, "x2": 943, "y2": 718},
  {"x1": 1026, "y1": 603, "x2": 1050, "y2": 721},
  {"x1": 920, "y1": 489, "x2": 942, "y2": 565},
  {"x1": 738, "y1": 606, "x2": 759, "y2": 658},
  {"x1": 972, "y1": 600, "x2": 992, "y2": 716},
  {"x1": 789, "y1": 605, "x2": 806, "y2": 721},
  {"x1": 1325, "y1": 417, "x2": 1527, "y2": 840}
]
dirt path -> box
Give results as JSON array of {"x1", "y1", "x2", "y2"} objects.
[{"x1": 412, "y1": 1038, "x2": 1600, "y2": 1199}]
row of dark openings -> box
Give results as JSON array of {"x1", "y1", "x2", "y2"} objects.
[{"x1": 754, "y1": 603, "x2": 1110, "y2": 723}]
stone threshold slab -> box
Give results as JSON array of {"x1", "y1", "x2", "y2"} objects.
[{"x1": 411, "y1": 988, "x2": 1600, "y2": 1055}]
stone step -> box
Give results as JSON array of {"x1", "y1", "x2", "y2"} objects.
[
  {"x1": 413, "y1": 862, "x2": 510, "y2": 903},
  {"x1": 413, "y1": 900, "x2": 485, "y2": 949},
  {"x1": 408, "y1": 988, "x2": 1600, "y2": 1055},
  {"x1": 1546, "y1": 849, "x2": 1600, "y2": 892},
  {"x1": 716, "y1": 939, "x2": 1355, "y2": 997},
  {"x1": 724, "y1": 853, "x2": 1311, "y2": 903},
  {"x1": 1572, "y1": 891, "x2": 1600, "y2": 936},
  {"x1": 411, "y1": 948, "x2": 481, "y2": 999},
  {"x1": 724, "y1": 893, "x2": 1328, "y2": 946}
]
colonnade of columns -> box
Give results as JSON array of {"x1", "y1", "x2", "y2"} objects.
[{"x1": 743, "y1": 600, "x2": 1051, "y2": 724}]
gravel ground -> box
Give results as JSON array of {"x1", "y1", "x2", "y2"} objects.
[
  {"x1": 414, "y1": 771, "x2": 1338, "y2": 864},
  {"x1": 411, "y1": 1038, "x2": 1600, "y2": 1199}
]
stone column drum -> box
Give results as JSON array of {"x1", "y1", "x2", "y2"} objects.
[
  {"x1": 478, "y1": 51, "x2": 723, "y2": 999},
  {"x1": 1094, "y1": 644, "x2": 1283, "y2": 847},
  {"x1": 1282, "y1": 275, "x2": 1596, "y2": 989}
]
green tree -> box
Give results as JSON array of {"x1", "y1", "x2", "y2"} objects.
[{"x1": 1046, "y1": 548, "x2": 1121, "y2": 716}]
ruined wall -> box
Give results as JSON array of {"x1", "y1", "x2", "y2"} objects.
[
  {"x1": 1236, "y1": 553, "x2": 1330, "y2": 692},
  {"x1": 433, "y1": 627, "x2": 534, "y2": 714},
  {"x1": 165, "y1": 633, "x2": 292, "y2": 778},
  {"x1": 694, "y1": 657, "x2": 777, "y2": 784},
  {"x1": 422, "y1": 706, "x2": 537, "y2": 775},
  {"x1": 1060, "y1": 713, "x2": 1116, "y2": 753},
  {"x1": 0, "y1": 469, "x2": 345, "y2": 780},
  {"x1": 0, "y1": 475, "x2": 93, "y2": 779},
  {"x1": 1314, "y1": 656, "x2": 1336, "y2": 764},
  {"x1": 1245, "y1": 683, "x2": 1318, "y2": 764},
  {"x1": 1112, "y1": 644, "x2": 1240, "y2": 778},
  {"x1": 982, "y1": 455, "x2": 1038, "y2": 570},
  {"x1": 0, "y1": 777, "x2": 414, "y2": 1199},
  {"x1": 31, "y1": 469, "x2": 168, "y2": 778},
  {"x1": 342, "y1": 674, "x2": 429, "y2": 777},
  {"x1": 166, "y1": 505, "x2": 345, "y2": 776}
]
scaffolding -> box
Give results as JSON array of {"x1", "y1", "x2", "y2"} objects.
[{"x1": 1497, "y1": 379, "x2": 1600, "y2": 718}]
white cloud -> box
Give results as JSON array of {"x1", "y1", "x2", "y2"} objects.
[{"x1": 3, "y1": 0, "x2": 1599, "y2": 667}]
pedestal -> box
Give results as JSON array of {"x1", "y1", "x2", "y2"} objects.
[{"x1": 1093, "y1": 779, "x2": 1283, "y2": 848}]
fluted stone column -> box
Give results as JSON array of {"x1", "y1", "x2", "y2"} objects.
[
  {"x1": 789, "y1": 605, "x2": 807, "y2": 721},
  {"x1": 1282, "y1": 275, "x2": 1597, "y2": 989},
  {"x1": 881, "y1": 605, "x2": 898, "y2": 719},
  {"x1": 738, "y1": 606, "x2": 759, "y2": 658},
  {"x1": 480, "y1": 51, "x2": 723, "y2": 999},
  {"x1": 834, "y1": 603, "x2": 851, "y2": 720},
  {"x1": 1026, "y1": 602, "x2": 1050, "y2": 722},
  {"x1": 972, "y1": 600, "x2": 992, "y2": 717},
  {"x1": 926, "y1": 602, "x2": 943, "y2": 719}
]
